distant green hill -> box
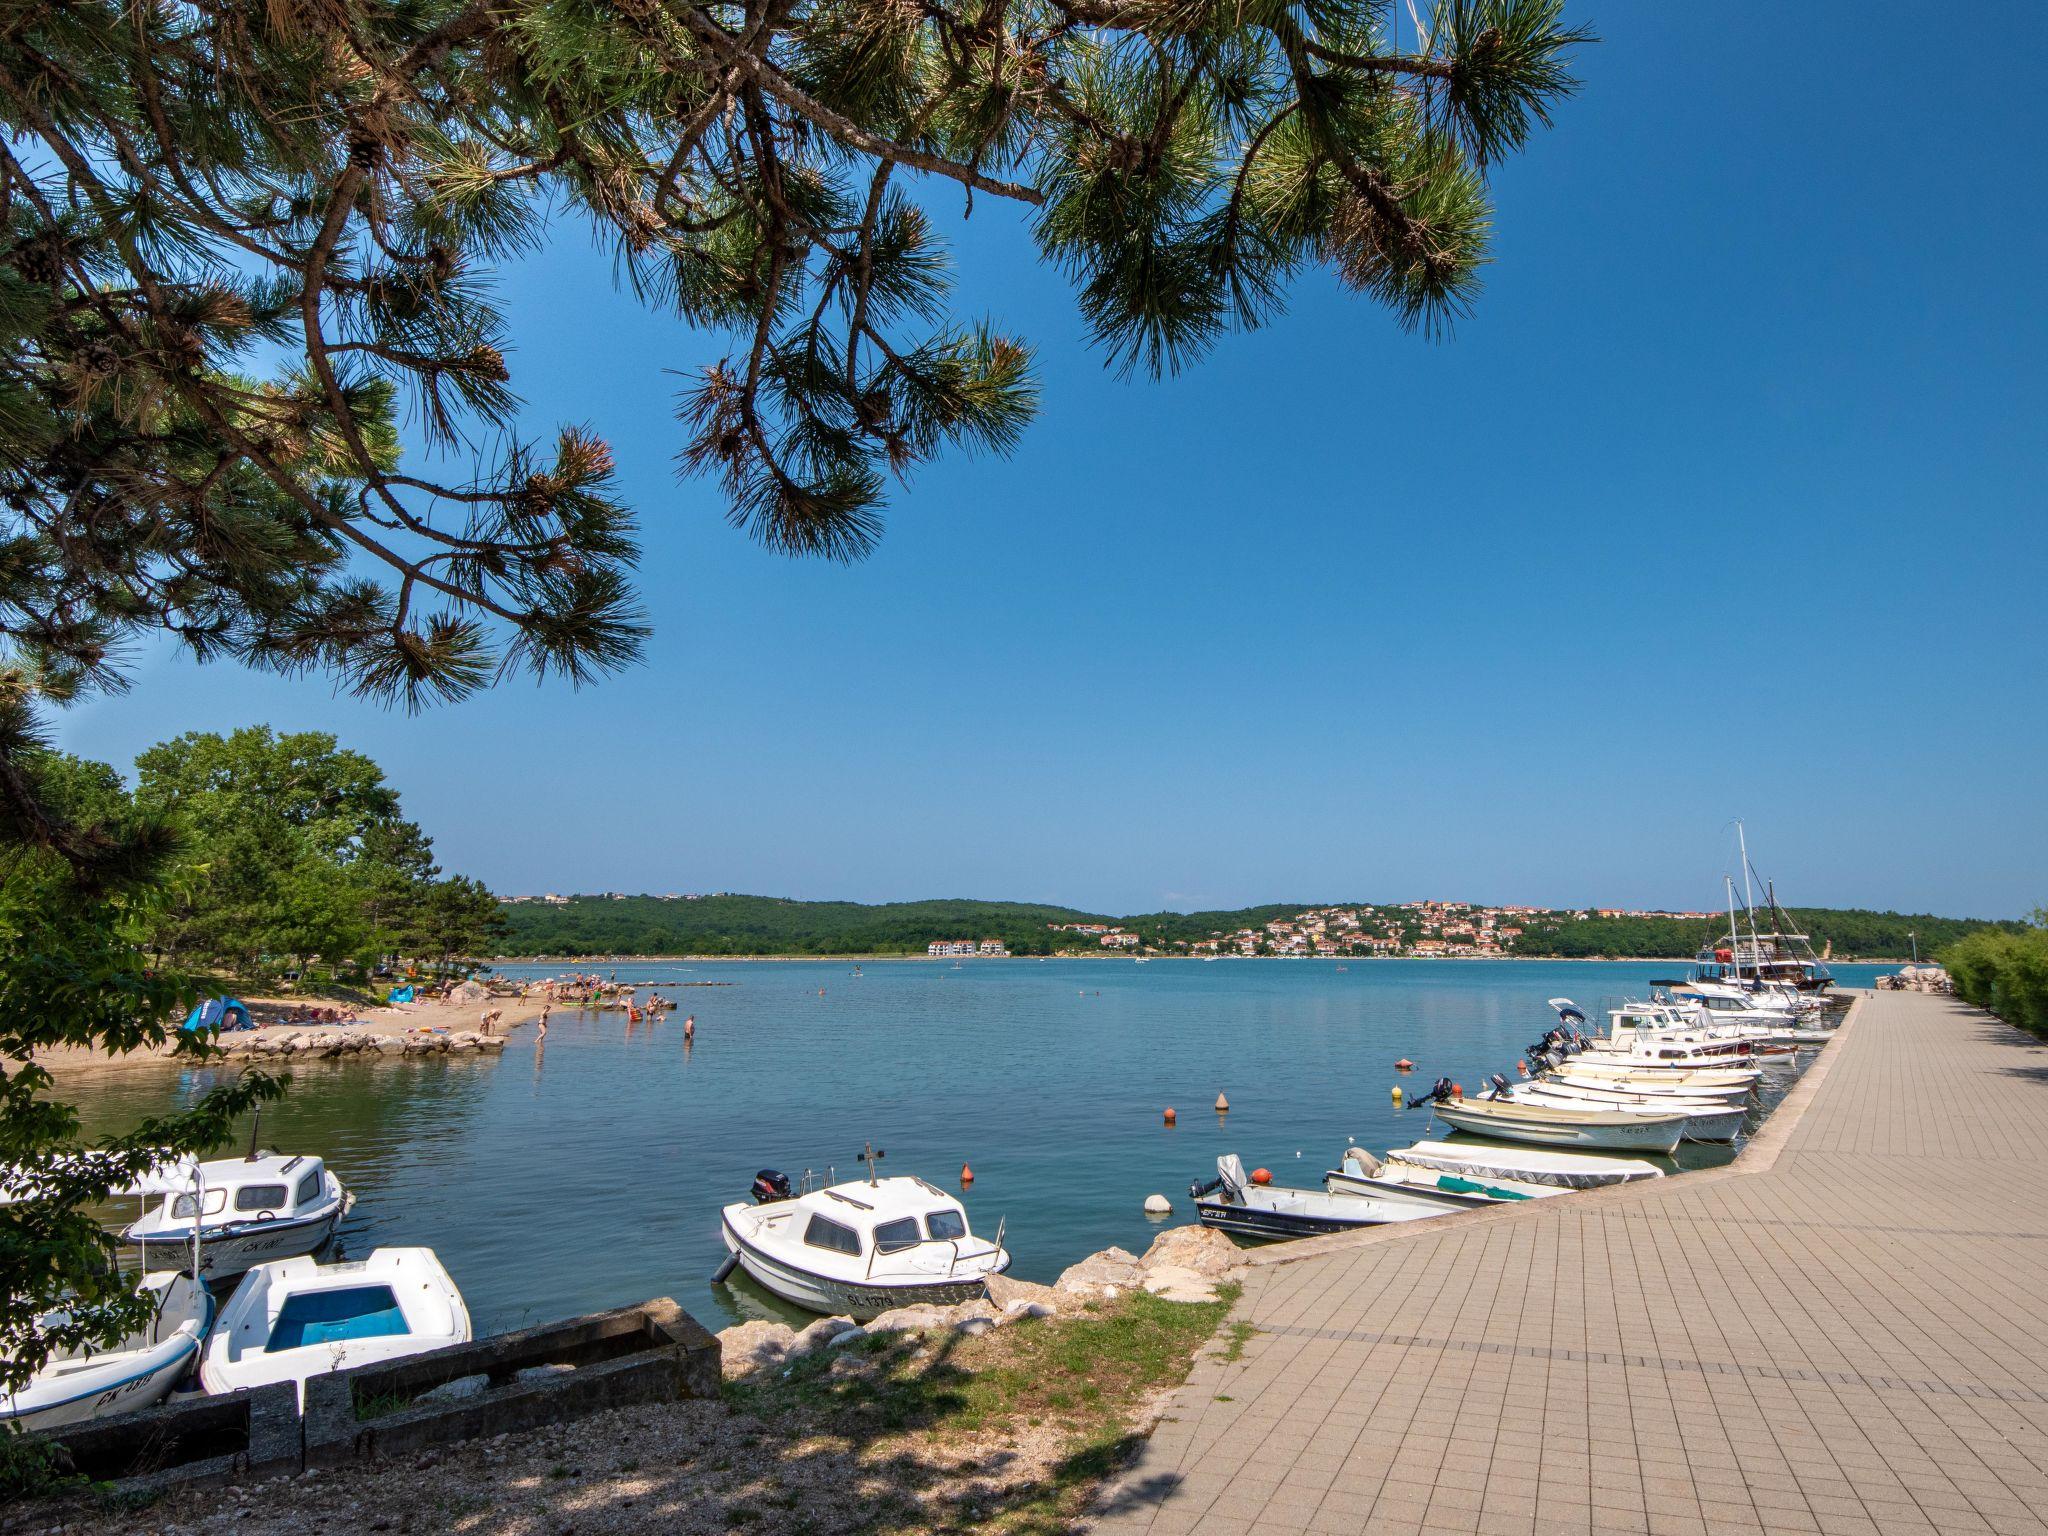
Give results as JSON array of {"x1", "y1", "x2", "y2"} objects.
[{"x1": 494, "y1": 894, "x2": 2016, "y2": 960}]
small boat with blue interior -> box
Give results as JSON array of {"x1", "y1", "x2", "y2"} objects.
[
  {"x1": 717, "y1": 1146, "x2": 1010, "y2": 1318},
  {"x1": 1192, "y1": 1155, "x2": 1443, "y2": 1239},
  {"x1": 200, "y1": 1247, "x2": 471, "y2": 1407}
]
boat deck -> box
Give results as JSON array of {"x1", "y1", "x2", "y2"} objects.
[{"x1": 1086, "y1": 990, "x2": 2048, "y2": 1536}]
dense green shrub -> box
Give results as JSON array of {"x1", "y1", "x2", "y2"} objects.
[{"x1": 1943, "y1": 916, "x2": 2048, "y2": 1035}]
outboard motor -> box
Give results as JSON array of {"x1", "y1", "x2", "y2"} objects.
[
  {"x1": 1189, "y1": 1176, "x2": 1226, "y2": 1200},
  {"x1": 1489, "y1": 1073, "x2": 1511, "y2": 1099},
  {"x1": 1427, "y1": 1076, "x2": 1455, "y2": 1104},
  {"x1": 750, "y1": 1169, "x2": 793, "y2": 1204}
]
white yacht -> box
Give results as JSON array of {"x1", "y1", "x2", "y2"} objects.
[
  {"x1": 201, "y1": 1248, "x2": 471, "y2": 1407},
  {"x1": 1, "y1": 1273, "x2": 212, "y2": 1431},
  {"x1": 718, "y1": 1154, "x2": 1009, "y2": 1319},
  {"x1": 124, "y1": 1152, "x2": 350, "y2": 1279}
]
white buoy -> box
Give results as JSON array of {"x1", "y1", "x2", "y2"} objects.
[{"x1": 1143, "y1": 1193, "x2": 1172, "y2": 1214}]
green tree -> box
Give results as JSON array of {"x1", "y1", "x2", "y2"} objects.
[
  {"x1": 0, "y1": 714, "x2": 281, "y2": 1394},
  {"x1": 414, "y1": 876, "x2": 510, "y2": 972},
  {"x1": 133, "y1": 727, "x2": 402, "y2": 972},
  {"x1": 1, "y1": 0, "x2": 1588, "y2": 720}
]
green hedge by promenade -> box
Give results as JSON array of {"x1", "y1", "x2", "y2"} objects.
[{"x1": 1944, "y1": 916, "x2": 2048, "y2": 1035}]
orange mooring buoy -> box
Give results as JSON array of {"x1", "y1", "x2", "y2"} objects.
[
  {"x1": 1518, "y1": 1059, "x2": 1529, "y2": 1076},
  {"x1": 1163, "y1": 1106, "x2": 1177, "y2": 1124},
  {"x1": 960, "y1": 1163, "x2": 974, "y2": 1184},
  {"x1": 1394, "y1": 1058, "x2": 1414, "y2": 1072},
  {"x1": 1215, "y1": 1093, "x2": 1230, "y2": 1112},
  {"x1": 1251, "y1": 1167, "x2": 1272, "y2": 1185},
  {"x1": 1451, "y1": 1082, "x2": 1464, "y2": 1101}
]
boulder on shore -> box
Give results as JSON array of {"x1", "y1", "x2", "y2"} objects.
[
  {"x1": 1055, "y1": 1246, "x2": 1143, "y2": 1298},
  {"x1": 789, "y1": 1315, "x2": 862, "y2": 1356},
  {"x1": 867, "y1": 1303, "x2": 950, "y2": 1336},
  {"x1": 1141, "y1": 1264, "x2": 1222, "y2": 1303},
  {"x1": 716, "y1": 1319, "x2": 798, "y2": 1379},
  {"x1": 984, "y1": 1274, "x2": 1060, "y2": 1315},
  {"x1": 1138, "y1": 1224, "x2": 1244, "y2": 1280}
]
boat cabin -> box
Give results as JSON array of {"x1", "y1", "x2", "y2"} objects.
[
  {"x1": 755, "y1": 1175, "x2": 976, "y2": 1265},
  {"x1": 132, "y1": 1154, "x2": 334, "y2": 1235}
]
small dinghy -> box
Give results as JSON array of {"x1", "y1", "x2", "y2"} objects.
[
  {"x1": 1191, "y1": 1155, "x2": 1444, "y2": 1241},
  {"x1": 1323, "y1": 1148, "x2": 1569, "y2": 1212},
  {"x1": 1, "y1": 1273, "x2": 212, "y2": 1432},
  {"x1": 717, "y1": 1148, "x2": 1009, "y2": 1319},
  {"x1": 1393, "y1": 1138, "x2": 1664, "y2": 1190},
  {"x1": 201, "y1": 1248, "x2": 470, "y2": 1407},
  {"x1": 124, "y1": 1150, "x2": 350, "y2": 1280}
]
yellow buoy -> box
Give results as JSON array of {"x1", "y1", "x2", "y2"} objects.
[
  {"x1": 1391, "y1": 1085, "x2": 1403, "y2": 1104},
  {"x1": 1214, "y1": 1093, "x2": 1229, "y2": 1112}
]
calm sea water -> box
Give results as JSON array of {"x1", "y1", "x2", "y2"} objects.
[{"x1": 62, "y1": 959, "x2": 1881, "y2": 1332}]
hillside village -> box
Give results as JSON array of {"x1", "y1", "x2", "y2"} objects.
[{"x1": 1039, "y1": 902, "x2": 1721, "y2": 959}]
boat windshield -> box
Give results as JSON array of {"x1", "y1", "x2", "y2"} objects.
[
  {"x1": 803, "y1": 1214, "x2": 862, "y2": 1256},
  {"x1": 927, "y1": 1209, "x2": 966, "y2": 1240},
  {"x1": 171, "y1": 1189, "x2": 226, "y2": 1219},
  {"x1": 874, "y1": 1217, "x2": 921, "y2": 1253}
]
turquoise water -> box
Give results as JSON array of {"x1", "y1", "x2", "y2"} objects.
[{"x1": 65, "y1": 959, "x2": 1880, "y2": 1333}]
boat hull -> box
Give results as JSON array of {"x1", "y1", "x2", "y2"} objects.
[
  {"x1": 720, "y1": 1216, "x2": 1007, "y2": 1319},
  {"x1": 128, "y1": 1203, "x2": 343, "y2": 1280},
  {"x1": 1432, "y1": 1102, "x2": 1686, "y2": 1155},
  {"x1": 1395, "y1": 1140, "x2": 1662, "y2": 1190},
  {"x1": 1, "y1": 1277, "x2": 212, "y2": 1432},
  {"x1": 1192, "y1": 1197, "x2": 1416, "y2": 1241}
]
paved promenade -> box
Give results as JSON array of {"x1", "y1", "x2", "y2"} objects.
[{"x1": 1092, "y1": 991, "x2": 2048, "y2": 1536}]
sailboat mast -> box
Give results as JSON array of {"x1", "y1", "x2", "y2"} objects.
[{"x1": 1725, "y1": 877, "x2": 1742, "y2": 984}]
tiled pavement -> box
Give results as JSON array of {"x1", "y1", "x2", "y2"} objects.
[{"x1": 1088, "y1": 991, "x2": 2048, "y2": 1536}]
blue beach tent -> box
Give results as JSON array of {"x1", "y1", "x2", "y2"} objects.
[
  {"x1": 182, "y1": 997, "x2": 252, "y2": 1033},
  {"x1": 386, "y1": 984, "x2": 416, "y2": 1004}
]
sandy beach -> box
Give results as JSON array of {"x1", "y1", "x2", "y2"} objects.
[{"x1": 29, "y1": 989, "x2": 558, "y2": 1074}]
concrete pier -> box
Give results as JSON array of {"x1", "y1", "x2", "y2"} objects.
[{"x1": 1090, "y1": 991, "x2": 2048, "y2": 1536}]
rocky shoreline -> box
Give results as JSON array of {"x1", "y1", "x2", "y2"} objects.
[{"x1": 714, "y1": 1223, "x2": 1243, "y2": 1380}]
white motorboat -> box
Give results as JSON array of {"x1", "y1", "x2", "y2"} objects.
[
  {"x1": 1192, "y1": 1155, "x2": 1443, "y2": 1240},
  {"x1": 1393, "y1": 1139, "x2": 1664, "y2": 1190},
  {"x1": 1423, "y1": 1089, "x2": 1688, "y2": 1155},
  {"x1": 718, "y1": 1154, "x2": 1009, "y2": 1319},
  {"x1": 201, "y1": 1247, "x2": 471, "y2": 1407},
  {"x1": 1547, "y1": 1056, "x2": 1762, "y2": 1091},
  {"x1": 1539, "y1": 1068, "x2": 1753, "y2": 1108},
  {"x1": 1500, "y1": 1080, "x2": 1746, "y2": 1144},
  {"x1": 1323, "y1": 1148, "x2": 1569, "y2": 1212},
  {"x1": 1, "y1": 1273, "x2": 212, "y2": 1432},
  {"x1": 124, "y1": 1151, "x2": 350, "y2": 1279}
]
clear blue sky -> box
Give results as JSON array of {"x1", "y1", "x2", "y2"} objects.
[{"x1": 54, "y1": 1, "x2": 2047, "y2": 919}]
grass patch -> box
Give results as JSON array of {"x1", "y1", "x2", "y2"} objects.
[
  {"x1": 1219, "y1": 1319, "x2": 1258, "y2": 1362},
  {"x1": 728, "y1": 1283, "x2": 1240, "y2": 1534},
  {"x1": 353, "y1": 1388, "x2": 416, "y2": 1421}
]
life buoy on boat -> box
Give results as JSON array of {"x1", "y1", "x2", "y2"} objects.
[{"x1": 1250, "y1": 1168, "x2": 1271, "y2": 1185}]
